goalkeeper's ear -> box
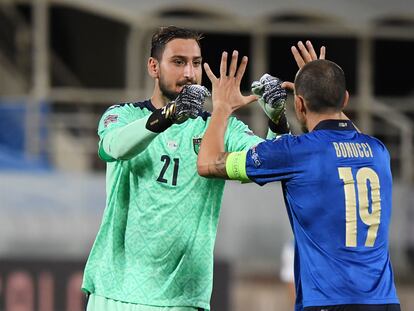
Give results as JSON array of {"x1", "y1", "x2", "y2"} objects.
[{"x1": 147, "y1": 57, "x2": 160, "y2": 79}]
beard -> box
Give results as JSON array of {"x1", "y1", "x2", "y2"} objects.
[
  {"x1": 159, "y1": 80, "x2": 179, "y2": 101},
  {"x1": 158, "y1": 75, "x2": 197, "y2": 102}
]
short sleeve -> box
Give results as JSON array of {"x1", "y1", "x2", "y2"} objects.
[{"x1": 245, "y1": 134, "x2": 298, "y2": 186}]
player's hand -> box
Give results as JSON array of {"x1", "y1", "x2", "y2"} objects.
[
  {"x1": 204, "y1": 50, "x2": 257, "y2": 115},
  {"x1": 282, "y1": 40, "x2": 326, "y2": 91},
  {"x1": 167, "y1": 84, "x2": 210, "y2": 124},
  {"x1": 292, "y1": 40, "x2": 325, "y2": 68},
  {"x1": 251, "y1": 73, "x2": 287, "y2": 124}
]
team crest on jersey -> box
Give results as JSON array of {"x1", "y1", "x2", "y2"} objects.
[
  {"x1": 193, "y1": 137, "x2": 202, "y2": 154},
  {"x1": 103, "y1": 114, "x2": 118, "y2": 127}
]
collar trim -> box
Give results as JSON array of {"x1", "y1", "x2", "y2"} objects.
[{"x1": 314, "y1": 119, "x2": 356, "y2": 131}]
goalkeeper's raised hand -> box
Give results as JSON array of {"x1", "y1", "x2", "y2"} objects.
[
  {"x1": 251, "y1": 74, "x2": 287, "y2": 124},
  {"x1": 252, "y1": 74, "x2": 290, "y2": 136},
  {"x1": 146, "y1": 84, "x2": 210, "y2": 132},
  {"x1": 170, "y1": 84, "x2": 211, "y2": 123}
]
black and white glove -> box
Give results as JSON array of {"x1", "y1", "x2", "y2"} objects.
[
  {"x1": 251, "y1": 74, "x2": 290, "y2": 135},
  {"x1": 146, "y1": 85, "x2": 210, "y2": 132},
  {"x1": 170, "y1": 84, "x2": 211, "y2": 123},
  {"x1": 251, "y1": 74, "x2": 287, "y2": 124}
]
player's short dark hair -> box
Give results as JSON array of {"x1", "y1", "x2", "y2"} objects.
[
  {"x1": 294, "y1": 59, "x2": 346, "y2": 113},
  {"x1": 150, "y1": 26, "x2": 203, "y2": 60}
]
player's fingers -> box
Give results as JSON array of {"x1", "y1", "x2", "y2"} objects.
[
  {"x1": 297, "y1": 41, "x2": 312, "y2": 63},
  {"x1": 306, "y1": 40, "x2": 318, "y2": 60},
  {"x1": 291, "y1": 46, "x2": 305, "y2": 68},
  {"x1": 220, "y1": 51, "x2": 228, "y2": 78},
  {"x1": 243, "y1": 94, "x2": 259, "y2": 106},
  {"x1": 228, "y1": 50, "x2": 239, "y2": 78},
  {"x1": 203, "y1": 63, "x2": 217, "y2": 83},
  {"x1": 319, "y1": 46, "x2": 326, "y2": 60},
  {"x1": 282, "y1": 81, "x2": 294, "y2": 91},
  {"x1": 235, "y1": 56, "x2": 248, "y2": 86}
]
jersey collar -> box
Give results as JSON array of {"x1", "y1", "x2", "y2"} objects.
[
  {"x1": 314, "y1": 119, "x2": 356, "y2": 131},
  {"x1": 145, "y1": 100, "x2": 156, "y2": 111}
]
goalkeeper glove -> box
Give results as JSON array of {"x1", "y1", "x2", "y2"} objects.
[
  {"x1": 146, "y1": 84, "x2": 210, "y2": 133},
  {"x1": 251, "y1": 74, "x2": 289, "y2": 135}
]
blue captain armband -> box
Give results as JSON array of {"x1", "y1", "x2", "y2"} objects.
[{"x1": 225, "y1": 151, "x2": 251, "y2": 182}]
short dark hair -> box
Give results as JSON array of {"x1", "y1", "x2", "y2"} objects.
[
  {"x1": 150, "y1": 26, "x2": 203, "y2": 60},
  {"x1": 294, "y1": 59, "x2": 346, "y2": 113}
]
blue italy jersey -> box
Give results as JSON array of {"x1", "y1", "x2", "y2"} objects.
[{"x1": 245, "y1": 120, "x2": 399, "y2": 310}]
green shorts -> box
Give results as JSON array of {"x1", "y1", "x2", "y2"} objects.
[{"x1": 86, "y1": 294, "x2": 204, "y2": 311}]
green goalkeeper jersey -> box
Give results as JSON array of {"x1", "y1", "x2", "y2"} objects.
[{"x1": 82, "y1": 100, "x2": 262, "y2": 310}]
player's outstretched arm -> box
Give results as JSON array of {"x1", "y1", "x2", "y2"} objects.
[{"x1": 197, "y1": 50, "x2": 256, "y2": 179}]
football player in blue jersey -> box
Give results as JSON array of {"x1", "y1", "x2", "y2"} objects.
[{"x1": 197, "y1": 43, "x2": 401, "y2": 311}]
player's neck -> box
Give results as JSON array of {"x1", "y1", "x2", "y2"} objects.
[
  {"x1": 307, "y1": 111, "x2": 345, "y2": 132},
  {"x1": 151, "y1": 88, "x2": 169, "y2": 109}
]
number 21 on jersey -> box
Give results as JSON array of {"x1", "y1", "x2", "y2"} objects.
[
  {"x1": 157, "y1": 155, "x2": 179, "y2": 186},
  {"x1": 338, "y1": 167, "x2": 381, "y2": 247}
]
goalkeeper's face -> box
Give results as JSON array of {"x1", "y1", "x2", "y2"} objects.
[{"x1": 158, "y1": 39, "x2": 203, "y2": 101}]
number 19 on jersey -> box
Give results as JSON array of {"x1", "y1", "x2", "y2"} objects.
[{"x1": 338, "y1": 167, "x2": 381, "y2": 247}]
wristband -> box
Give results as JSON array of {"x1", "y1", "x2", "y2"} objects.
[
  {"x1": 145, "y1": 103, "x2": 175, "y2": 133},
  {"x1": 268, "y1": 113, "x2": 290, "y2": 135}
]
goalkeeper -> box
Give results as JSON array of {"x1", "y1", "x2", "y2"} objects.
[{"x1": 82, "y1": 26, "x2": 294, "y2": 311}]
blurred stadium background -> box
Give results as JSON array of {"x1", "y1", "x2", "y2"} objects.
[{"x1": 0, "y1": 0, "x2": 413, "y2": 310}]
